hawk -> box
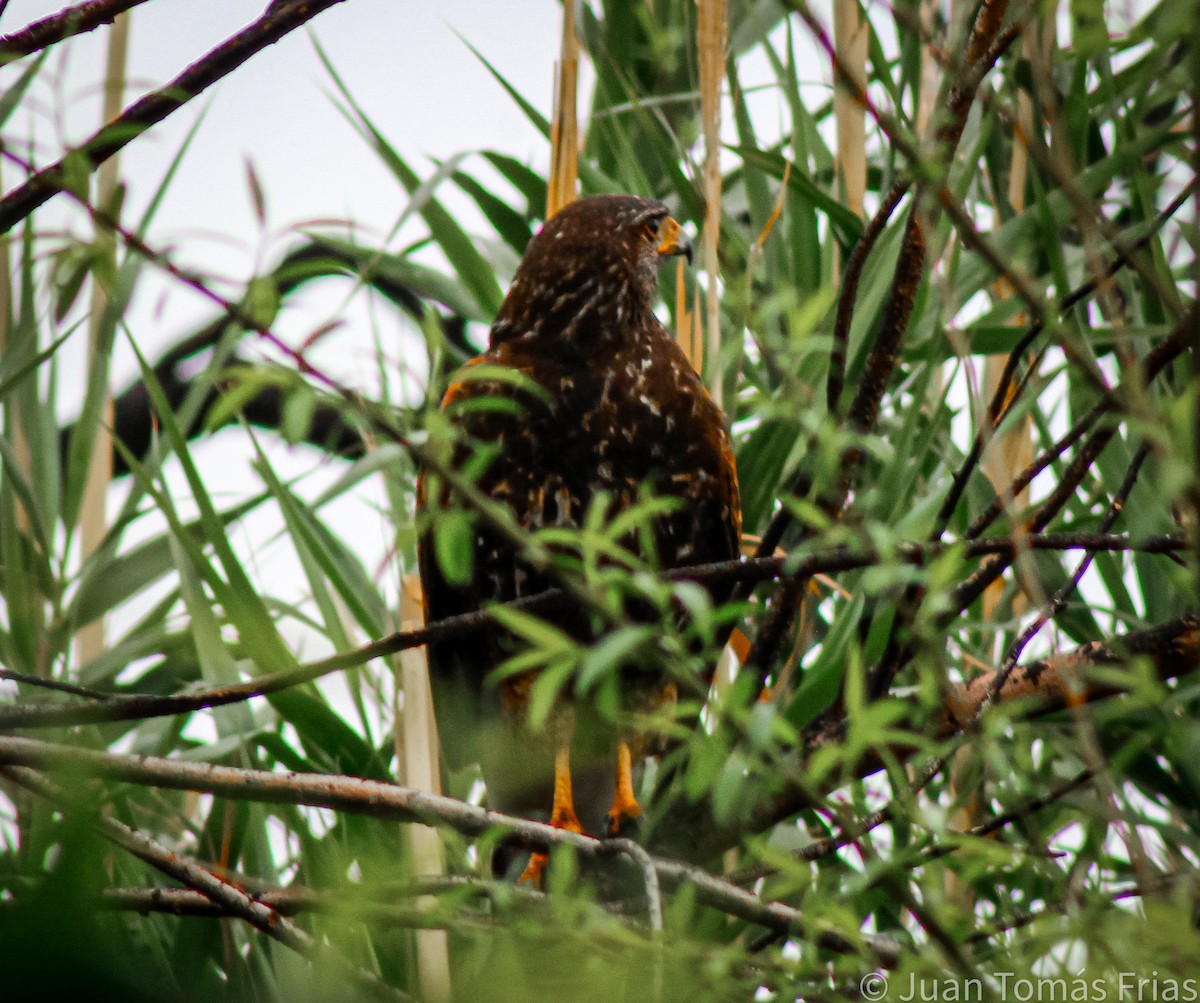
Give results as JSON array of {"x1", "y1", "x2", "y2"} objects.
[{"x1": 417, "y1": 194, "x2": 740, "y2": 879}]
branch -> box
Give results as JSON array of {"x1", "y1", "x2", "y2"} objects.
[
  {"x1": 949, "y1": 311, "x2": 1190, "y2": 617},
  {"x1": 0, "y1": 597, "x2": 534, "y2": 729},
  {"x1": 653, "y1": 611, "x2": 1200, "y2": 860},
  {"x1": 968, "y1": 872, "x2": 1188, "y2": 944},
  {"x1": 0, "y1": 735, "x2": 902, "y2": 965},
  {"x1": 2, "y1": 629, "x2": 1190, "y2": 956},
  {"x1": 84, "y1": 871, "x2": 540, "y2": 917},
  {"x1": 867, "y1": 256, "x2": 1189, "y2": 702},
  {"x1": 88, "y1": 886, "x2": 497, "y2": 930},
  {"x1": 0, "y1": 532, "x2": 1184, "y2": 730},
  {"x1": 972, "y1": 277, "x2": 1188, "y2": 537},
  {"x1": 929, "y1": 768, "x2": 1094, "y2": 861},
  {"x1": 993, "y1": 445, "x2": 1150, "y2": 688},
  {"x1": 0, "y1": 0, "x2": 347, "y2": 234},
  {"x1": 1, "y1": 765, "x2": 413, "y2": 1002},
  {"x1": 738, "y1": 766, "x2": 1093, "y2": 888},
  {"x1": 0, "y1": 0, "x2": 150, "y2": 64},
  {"x1": 940, "y1": 611, "x2": 1200, "y2": 737}
]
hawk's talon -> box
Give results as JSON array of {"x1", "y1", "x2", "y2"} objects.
[
  {"x1": 519, "y1": 741, "x2": 583, "y2": 885},
  {"x1": 518, "y1": 852, "x2": 548, "y2": 885},
  {"x1": 606, "y1": 739, "x2": 643, "y2": 837}
]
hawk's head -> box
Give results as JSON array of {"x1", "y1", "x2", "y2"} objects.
[{"x1": 491, "y1": 194, "x2": 691, "y2": 350}]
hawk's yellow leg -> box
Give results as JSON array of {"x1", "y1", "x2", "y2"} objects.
[
  {"x1": 606, "y1": 739, "x2": 642, "y2": 837},
  {"x1": 519, "y1": 742, "x2": 583, "y2": 884}
]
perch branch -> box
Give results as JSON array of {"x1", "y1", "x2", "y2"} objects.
[
  {"x1": 993, "y1": 445, "x2": 1150, "y2": 690},
  {"x1": 0, "y1": 735, "x2": 901, "y2": 965}
]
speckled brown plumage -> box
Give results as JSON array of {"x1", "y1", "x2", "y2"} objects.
[{"x1": 417, "y1": 194, "x2": 740, "y2": 869}]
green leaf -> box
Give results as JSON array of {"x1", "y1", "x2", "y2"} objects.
[
  {"x1": 433, "y1": 509, "x2": 475, "y2": 587},
  {"x1": 242, "y1": 275, "x2": 280, "y2": 329}
]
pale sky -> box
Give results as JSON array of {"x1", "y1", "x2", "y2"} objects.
[
  {"x1": 3, "y1": 1, "x2": 562, "y2": 377},
  {"x1": 0, "y1": 1, "x2": 570, "y2": 661}
]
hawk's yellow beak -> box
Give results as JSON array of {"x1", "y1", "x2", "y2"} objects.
[{"x1": 655, "y1": 216, "x2": 693, "y2": 265}]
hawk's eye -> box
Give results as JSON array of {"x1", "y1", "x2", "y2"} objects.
[{"x1": 644, "y1": 217, "x2": 664, "y2": 241}]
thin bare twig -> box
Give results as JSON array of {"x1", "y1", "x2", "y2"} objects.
[
  {"x1": 83, "y1": 886, "x2": 499, "y2": 931},
  {"x1": 995, "y1": 445, "x2": 1150, "y2": 687},
  {"x1": 0, "y1": 0, "x2": 150, "y2": 63},
  {"x1": 0, "y1": 0, "x2": 348, "y2": 234},
  {"x1": 941, "y1": 180, "x2": 1196, "y2": 542},
  {"x1": 963, "y1": 768, "x2": 1093, "y2": 842},
  {"x1": 969, "y1": 871, "x2": 1190, "y2": 943},
  {"x1": 0, "y1": 665, "x2": 115, "y2": 699},
  {"x1": 951, "y1": 311, "x2": 1191, "y2": 615}
]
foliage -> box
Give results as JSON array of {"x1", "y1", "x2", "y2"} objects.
[{"x1": 0, "y1": 1, "x2": 1198, "y2": 1000}]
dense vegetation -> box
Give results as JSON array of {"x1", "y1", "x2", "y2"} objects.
[{"x1": 0, "y1": 1, "x2": 1197, "y2": 1000}]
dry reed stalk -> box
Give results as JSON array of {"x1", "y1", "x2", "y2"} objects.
[
  {"x1": 910, "y1": 0, "x2": 944, "y2": 410},
  {"x1": 546, "y1": 0, "x2": 579, "y2": 218},
  {"x1": 916, "y1": 0, "x2": 940, "y2": 136},
  {"x1": 676, "y1": 258, "x2": 704, "y2": 372},
  {"x1": 698, "y1": 3, "x2": 730, "y2": 869},
  {"x1": 907, "y1": 0, "x2": 985, "y2": 919},
  {"x1": 833, "y1": 1, "x2": 868, "y2": 227},
  {"x1": 980, "y1": 19, "x2": 1048, "y2": 626},
  {"x1": 950, "y1": 3, "x2": 1050, "y2": 920},
  {"x1": 697, "y1": 0, "x2": 727, "y2": 405},
  {"x1": 395, "y1": 574, "x2": 451, "y2": 1003},
  {"x1": 77, "y1": 11, "x2": 130, "y2": 665}
]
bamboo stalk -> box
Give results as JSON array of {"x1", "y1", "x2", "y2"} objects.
[
  {"x1": 910, "y1": 0, "x2": 984, "y2": 921},
  {"x1": 833, "y1": 1, "x2": 868, "y2": 224},
  {"x1": 395, "y1": 574, "x2": 451, "y2": 1003},
  {"x1": 676, "y1": 259, "x2": 703, "y2": 372},
  {"x1": 546, "y1": 0, "x2": 579, "y2": 218},
  {"x1": 951, "y1": 2, "x2": 1049, "y2": 922},
  {"x1": 697, "y1": 0, "x2": 727, "y2": 405},
  {"x1": 697, "y1": 1, "x2": 732, "y2": 870},
  {"x1": 915, "y1": 0, "x2": 940, "y2": 136},
  {"x1": 981, "y1": 18, "x2": 1046, "y2": 626},
  {"x1": 77, "y1": 11, "x2": 130, "y2": 666}
]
